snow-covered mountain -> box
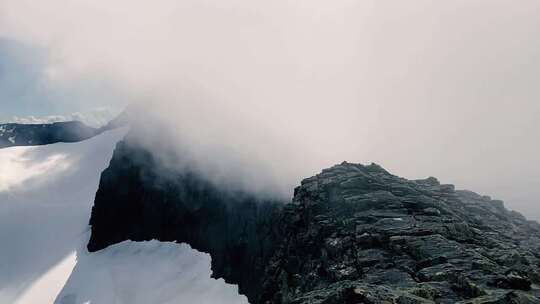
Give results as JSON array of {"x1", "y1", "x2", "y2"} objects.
[
  {"x1": 0, "y1": 127, "x2": 247, "y2": 304},
  {"x1": 4, "y1": 115, "x2": 540, "y2": 304},
  {"x1": 0, "y1": 110, "x2": 130, "y2": 149}
]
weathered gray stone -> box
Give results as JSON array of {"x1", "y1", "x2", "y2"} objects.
[{"x1": 88, "y1": 156, "x2": 540, "y2": 304}]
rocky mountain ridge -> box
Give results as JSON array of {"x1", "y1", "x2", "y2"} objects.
[
  {"x1": 261, "y1": 162, "x2": 540, "y2": 303},
  {"x1": 0, "y1": 110, "x2": 130, "y2": 149},
  {"x1": 0, "y1": 121, "x2": 99, "y2": 148},
  {"x1": 88, "y1": 137, "x2": 540, "y2": 304}
]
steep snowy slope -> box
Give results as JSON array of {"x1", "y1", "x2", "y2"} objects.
[
  {"x1": 0, "y1": 128, "x2": 127, "y2": 302},
  {"x1": 0, "y1": 127, "x2": 247, "y2": 304}
]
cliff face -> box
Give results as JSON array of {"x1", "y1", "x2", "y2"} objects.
[
  {"x1": 88, "y1": 140, "x2": 540, "y2": 304},
  {"x1": 87, "y1": 134, "x2": 282, "y2": 301},
  {"x1": 262, "y1": 162, "x2": 540, "y2": 304}
]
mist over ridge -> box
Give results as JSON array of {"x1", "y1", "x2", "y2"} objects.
[{"x1": 0, "y1": 0, "x2": 539, "y2": 216}]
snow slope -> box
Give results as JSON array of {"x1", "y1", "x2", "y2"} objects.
[
  {"x1": 56, "y1": 240, "x2": 248, "y2": 304},
  {"x1": 0, "y1": 128, "x2": 127, "y2": 303},
  {"x1": 0, "y1": 127, "x2": 249, "y2": 304}
]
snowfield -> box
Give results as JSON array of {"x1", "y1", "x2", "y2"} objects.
[
  {"x1": 56, "y1": 240, "x2": 248, "y2": 304},
  {"x1": 0, "y1": 128, "x2": 127, "y2": 303},
  {"x1": 0, "y1": 128, "x2": 248, "y2": 304}
]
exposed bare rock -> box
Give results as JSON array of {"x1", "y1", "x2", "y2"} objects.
[{"x1": 88, "y1": 143, "x2": 540, "y2": 303}]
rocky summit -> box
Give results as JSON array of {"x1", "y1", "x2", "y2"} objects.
[
  {"x1": 88, "y1": 138, "x2": 540, "y2": 304},
  {"x1": 261, "y1": 162, "x2": 540, "y2": 304}
]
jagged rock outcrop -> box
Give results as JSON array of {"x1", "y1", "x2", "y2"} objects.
[
  {"x1": 0, "y1": 121, "x2": 99, "y2": 148},
  {"x1": 260, "y1": 162, "x2": 540, "y2": 303},
  {"x1": 88, "y1": 141, "x2": 540, "y2": 303}
]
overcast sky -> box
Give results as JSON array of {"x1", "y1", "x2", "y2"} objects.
[{"x1": 0, "y1": 1, "x2": 539, "y2": 217}]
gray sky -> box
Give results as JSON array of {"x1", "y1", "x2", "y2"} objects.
[
  {"x1": 0, "y1": 39, "x2": 126, "y2": 124},
  {"x1": 0, "y1": 1, "x2": 539, "y2": 218}
]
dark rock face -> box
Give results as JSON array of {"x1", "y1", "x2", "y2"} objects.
[
  {"x1": 0, "y1": 121, "x2": 99, "y2": 148},
  {"x1": 88, "y1": 143, "x2": 540, "y2": 303},
  {"x1": 262, "y1": 162, "x2": 540, "y2": 304},
  {"x1": 87, "y1": 134, "x2": 282, "y2": 301}
]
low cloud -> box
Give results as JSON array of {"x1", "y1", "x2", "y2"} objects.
[{"x1": 0, "y1": 1, "x2": 539, "y2": 214}]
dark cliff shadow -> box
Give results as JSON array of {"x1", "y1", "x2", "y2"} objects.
[{"x1": 87, "y1": 135, "x2": 284, "y2": 303}]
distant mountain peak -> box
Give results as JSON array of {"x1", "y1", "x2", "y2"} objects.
[{"x1": 0, "y1": 110, "x2": 129, "y2": 149}]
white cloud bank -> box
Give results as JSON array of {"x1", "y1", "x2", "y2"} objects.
[{"x1": 0, "y1": 1, "x2": 539, "y2": 216}]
